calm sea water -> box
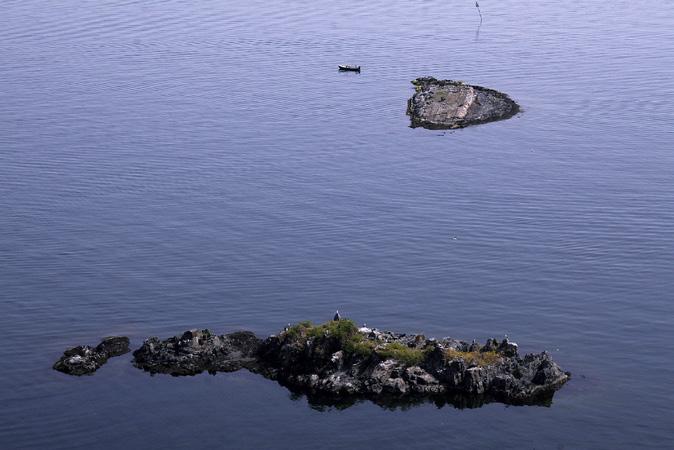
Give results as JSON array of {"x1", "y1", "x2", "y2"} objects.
[{"x1": 1, "y1": 0, "x2": 673, "y2": 448}]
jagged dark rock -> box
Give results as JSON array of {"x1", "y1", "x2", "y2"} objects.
[
  {"x1": 407, "y1": 77, "x2": 520, "y2": 129},
  {"x1": 59, "y1": 319, "x2": 569, "y2": 408},
  {"x1": 53, "y1": 336, "x2": 130, "y2": 375},
  {"x1": 132, "y1": 330, "x2": 261, "y2": 376},
  {"x1": 256, "y1": 322, "x2": 569, "y2": 405}
]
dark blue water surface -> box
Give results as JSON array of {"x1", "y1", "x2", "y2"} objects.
[{"x1": 1, "y1": 0, "x2": 673, "y2": 448}]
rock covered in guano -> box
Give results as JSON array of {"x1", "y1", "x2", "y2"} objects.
[
  {"x1": 407, "y1": 77, "x2": 519, "y2": 129},
  {"x1": 53, "y1": 336, "x2": 130, "y2": 375}
]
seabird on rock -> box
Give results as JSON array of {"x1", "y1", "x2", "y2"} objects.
[{"x1": 333, "y1": 310, "x2": 341, "y2": 321}]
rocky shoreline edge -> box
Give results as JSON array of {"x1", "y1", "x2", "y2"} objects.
[{"x1": 54, "y1": 318, "x2": 569, "y2": 407}]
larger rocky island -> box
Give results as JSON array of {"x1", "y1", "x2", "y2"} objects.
[
  {"x1": 407, "y1": 77, "x2": 520, "y2": 129},
  {"x1": 55, "y1": 318, "x2": 569, "y2": 408}
]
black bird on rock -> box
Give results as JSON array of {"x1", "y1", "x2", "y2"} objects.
[{"x1": 333, "y1": 310, "x2": 341, "y2": 321}]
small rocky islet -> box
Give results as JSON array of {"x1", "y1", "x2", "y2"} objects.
[
  {"x1": 53, "y1": 336, "x2": 130, "y2": 376},
  {"x1": 54, "y1": 318, "x2": 569, "y2": 408},
  {"x1": 407, "y1": 76, "x2": 520, "y2": 129}
]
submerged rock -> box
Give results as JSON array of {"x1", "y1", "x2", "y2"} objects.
[
  {"x1": 407, "y1": 77, "x2": 519, "y2": 129},
  {"x1": 132, "y1": 330, "x2": 261, "y2": 376},
  {"x1": 53, "y1": 336, "x2": 130, "y2": 375}
]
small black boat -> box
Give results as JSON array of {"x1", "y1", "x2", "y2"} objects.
[{"x1": 338, "y1": 64, "x2": 361, "y2": 72}]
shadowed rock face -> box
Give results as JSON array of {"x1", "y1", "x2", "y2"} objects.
[
  {"x1": 407, "y1": 77, "x2": 520, "y2": 129},
  {"x1": 132, "y1": 330, "x2": 261, "y2": 376},
  {"x1": 53, "y1": 336, "x2": 130, "y2": 375}
]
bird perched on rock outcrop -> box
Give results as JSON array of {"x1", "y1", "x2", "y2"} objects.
[{"x1": 333, "y1": 310, "x2": 341, "y2": 321}]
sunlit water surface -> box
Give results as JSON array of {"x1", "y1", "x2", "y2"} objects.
[{"x1": 1, "y1": 0, "x2": 673, "y2": 448}]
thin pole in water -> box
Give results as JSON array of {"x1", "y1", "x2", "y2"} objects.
[{"x1": 475, "y1": 1, "x2": 483, "y2": 23}]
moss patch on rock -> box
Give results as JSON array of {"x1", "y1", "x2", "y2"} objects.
[
  {"x1": 445, "y1": 348, "x2": 502, "y2": 367},
  {"x1": 285, "y1": 320, "x2": 503, "y2": 368}
]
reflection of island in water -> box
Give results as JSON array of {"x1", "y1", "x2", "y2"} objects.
[
  {"x1": 55, "y1": 319, "x2": 569, "y2": 410},
  {"x1": 284, "y1": 381, "x2": 557, "y2": 412}
]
